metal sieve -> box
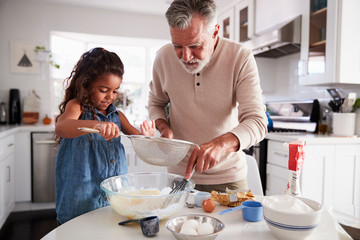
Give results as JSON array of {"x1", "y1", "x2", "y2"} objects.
[{"x1": 78, "y1": 127, "x2": 198, "y2": 166}]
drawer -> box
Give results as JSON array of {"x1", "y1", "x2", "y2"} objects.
[
  {"x1": 267, "y1": 140, "x2": 289, "y2": 168},
  {"x1": 0, "y1": 134, "x2": 15, "y2": 159},
  {"x1": 266, "y1": 163, "x2": 288, "y2": 195}
]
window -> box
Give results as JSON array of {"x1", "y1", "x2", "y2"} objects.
[{"x1": 50, "y1": 31, "x2": 169, "y2": 125}]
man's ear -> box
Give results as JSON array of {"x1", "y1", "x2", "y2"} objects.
[{"x1": 213, "y1": 24, "x2": 220, "y2": 38}]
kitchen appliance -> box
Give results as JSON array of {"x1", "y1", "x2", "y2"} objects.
[
  {"x1": 31, "y1": 132, "x2": 57, "y2": 202},
  {"x1": 0, "y1": 102, "x2": 6, "y2": 124},
  {"x1": 266, "y1": 99, "x2": 320, "y2": 132},
  {"x1": 258, "y1": 99, "x2": 320, "y2": 194},
  {"x1": 244, "y1": 15, "x2": 301, "y2": 58},
  {"x1": 9, "y1": 89, "x2": 21, "y2": 124}
]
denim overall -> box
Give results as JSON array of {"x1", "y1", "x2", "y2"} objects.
[{"x1": 55, "y1": 104, "x2": 127, "y2": 224}]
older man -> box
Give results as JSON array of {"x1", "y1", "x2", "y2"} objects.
[{"x1": 148, "y1": 0, "x2": 267, "y2": 192}]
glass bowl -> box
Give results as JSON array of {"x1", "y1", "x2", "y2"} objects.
[{"x1": 100, "y1": 172, "x2": 194, "y2": 220}]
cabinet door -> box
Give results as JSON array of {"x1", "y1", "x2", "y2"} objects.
[
  {"x1": 255, "y1": 0, "x2": 302, "y2": 35},
  {"x1": 0, "y1": 153, "x2": 15, "y2": 228},
  {"x1": 299, "y1": 0, "x2": 329, "y2": 85},
  {"x1": 300, "y1": 0, "x2": 360, "y2": 85},
  {"x1": 234, "y1": 0, "x2": 255, "y2": 42},
  {"x1": 266, "y1": 163, "x2": 288, "y2": 196},
  {"x1": 218, "y1": 7, "x2": 235, "y2": 40},
  {"x1": 336, "y1": 0, "x2": 360, "y2": 84},
  {"x1": 301, "y1": 144, "x2": 334, "y2": 205},
  {"x1": 332, "y1": 144, "x2": 360, "y2": 217},
  {"x1": 3, "y1": 153, "x2": 15, "y2": 213}
]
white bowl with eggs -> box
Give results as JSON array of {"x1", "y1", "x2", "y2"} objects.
[
  {"x1": 166, "y1": 214, "x2": 225, "y2": 240},
  {"x1": 261, "y1": 195, "x2": 323, "y2": 240}
]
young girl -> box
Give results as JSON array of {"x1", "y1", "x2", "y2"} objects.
[{"x1": 54, "y1": 47, "x2": 155, "y2": 225}]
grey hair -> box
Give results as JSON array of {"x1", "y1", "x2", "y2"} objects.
[{"x1": 165, "y1": 0, "x2": 217, "y2": 33}]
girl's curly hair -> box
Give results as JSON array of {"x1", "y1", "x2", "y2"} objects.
[{"x1": 55, "y1": 47, "x2": 124, "y2": 143}]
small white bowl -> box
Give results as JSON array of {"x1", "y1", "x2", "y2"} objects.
[
  {"x1": 194, "y1": 191, "x2": 211, "y2": 207},
  {"x1": 262, "y1": 195, "x2": 323, "y2": 240}
]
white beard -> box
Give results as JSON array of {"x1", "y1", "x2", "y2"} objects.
[{"x1": 179, "y1": 55, "x2": 211, "y2": 74}]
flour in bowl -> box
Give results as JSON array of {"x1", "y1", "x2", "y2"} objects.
[{"x1": 264, "y1": 195, "x2": 314, "y2": 213}]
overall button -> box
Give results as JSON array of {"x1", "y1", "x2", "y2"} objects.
[{"x1": 110, "y1": 159, "x2": 114, "y2": 164}]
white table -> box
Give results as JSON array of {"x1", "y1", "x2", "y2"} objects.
[{"x1": 42, "y1": 196, "x2": 351, "y2": 240}]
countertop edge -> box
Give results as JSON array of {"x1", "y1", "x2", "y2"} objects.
[
  {"x1": 265, "y1": 132, "x2": 360, "y2": 144},
  {"x1": 0, "y1": 124, "x2": 55, "y2": 138}
]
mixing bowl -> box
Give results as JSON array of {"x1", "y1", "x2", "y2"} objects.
[
  {"x1": 100, "y1": 172, "x2": 195, "y2": 220},
  {"x1": 262, "y1": 195, "x2": 323, "y2": 240},
  {"x1": 166, "y1": 214, "x2": 225, "y2": 240}
]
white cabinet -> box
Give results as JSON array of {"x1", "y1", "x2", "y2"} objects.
[
  {"x1": 218, "y1": 0, "x2": 255, "y2": 42},
  {"x1": 234, "y1": 0, "x2": 255, "y2": 42},
  {"x1": 255, "y1": 0, "x2": 302, "y2": 35},
  {"x1": 218, "y1": 7, "x2": 235, "y2": 40},
  {"x1": 0, "y1": 134, "x2": 15, "y2": 229},
  {"x1": 14, "y1": 131, "x2": 32, "y2": 202},
  {"x1": 267, "y1": 139, "x2": 360, "y2": 218},
  {"x1": 266, "y1": 140, "x2": 289, "y2": 196},
  {"x1": 303, "y1": 144, "x2": 360, "y2": 217},
  {"x1": 300, "y1": 0, "x2": 360, "y2": 85},
  {"x1": 122, "y1": 137, "x2": 167, "y2": 173}
]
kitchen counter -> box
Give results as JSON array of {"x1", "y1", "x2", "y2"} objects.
[
  {"x1": 0, "y1": 123, "x2": 55, "y2": 138},
  {"x1": 266, "y1": 132, "x2": 360, "y2": 144},
  {"x1": 41, "y1": 195, "x2": 351, "y2": 240}
]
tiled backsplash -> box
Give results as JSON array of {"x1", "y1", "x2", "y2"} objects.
[{"x1": 256, "y1": 53, "x2": 360, "y2": 103}]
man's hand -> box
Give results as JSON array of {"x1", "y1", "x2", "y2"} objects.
[
  {"x1": 184, "y1": 133, "x2": 240, "y2": 179},
  {"x1": 155, "y1": 119, "x2": 174, "y2": 139}
]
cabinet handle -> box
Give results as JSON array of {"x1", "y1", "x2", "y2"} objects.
[
  {"x1": 127, "y1": 154, "x2": 130, "y2": 166},
  {"x1": 35, "y1": 140, "x2": 56, "y2": 144},
  {"x1": 6, "y1": 166, "x2": 11, "y2": 182},
  {"x1": 7, "y1": 143, "x2": 14, "y2": 147},
  {"x1": 274, "y1": 152, "x2": 288, "y2": 158},
  {"x1": 135, "y1": 155, "x2": 137, "y2": 166}
]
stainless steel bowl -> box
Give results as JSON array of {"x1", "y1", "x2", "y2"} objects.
[{"x1": 166, "y1": 214, "x2": 225, "y2": 240}]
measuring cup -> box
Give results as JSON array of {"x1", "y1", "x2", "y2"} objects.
[
  {"x1": 118, "y1": 216, "x2": 159, "y2": 237},
  {"x1": 219, "y1": 201, "x2": 263, "y2": 222}
]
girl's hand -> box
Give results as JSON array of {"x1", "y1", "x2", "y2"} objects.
[
  {"x1": 140, "y1": 120, "x2": 156, "y2": 136},
  {"x1": 94, "y1": 122, "x2": 120, "y2": 141}
]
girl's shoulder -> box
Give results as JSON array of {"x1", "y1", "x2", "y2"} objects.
[{"x1": 64, "y1": 99, "x2": 83, "y2": 114}]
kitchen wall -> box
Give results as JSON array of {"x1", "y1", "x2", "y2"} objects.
[
  {"x1": 256, "y1": 53, "x2": 360, "y2": 104},
  {"x1": 0, "y1": 0, "x2": 170, "y2": 119},
  {"x1": 1, "y1": 0, "x2": 360, "y2": 120}
]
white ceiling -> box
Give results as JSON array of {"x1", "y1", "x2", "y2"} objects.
[{"x1": 31, "y1": 0, "x2": 235, "y2": 15}]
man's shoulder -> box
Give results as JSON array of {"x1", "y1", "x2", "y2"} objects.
[
  {"x1": 220, "y1": 38, "x2": 252, "y2": 54},
  {"x1": 157, "y1": 43, "x2": 173, "y2": 55}
]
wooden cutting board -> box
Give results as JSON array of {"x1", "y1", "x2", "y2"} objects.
[{"x1": 23, "y1": 90, "x2": 40, "y2": 124}]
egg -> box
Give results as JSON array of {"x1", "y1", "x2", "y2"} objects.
[
  {"x1": 181, "y1": 219, "x2": 200, "y2": 231},
  {"x1": 179, "y1": 227, "x2": 198, "y2": 235},
  {"x1": 197, "y1": 222, "x2": 214, "y2": 235}
]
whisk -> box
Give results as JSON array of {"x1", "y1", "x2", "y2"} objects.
[
  {"x1": 169, "y1": 165, "x2": 196, "y2": 194},
  {"x1": 161, "y1": 165, "x2": 196, "y2": 209}
]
